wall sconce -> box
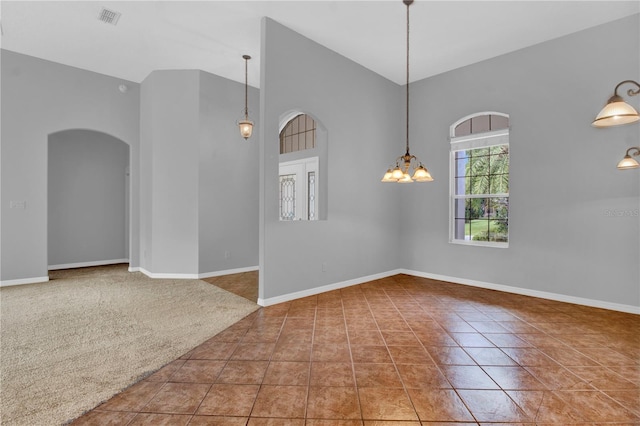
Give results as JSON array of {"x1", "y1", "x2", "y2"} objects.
[
  {"x1": 592, "y1": 80, "x2": 640, "y2": 128},
  {"x1": 592, "y1": 80, "x2": 640, "y2": 170},
  {"x1": 238, "y1": 54, "x2": 254, "y2": 140},
  {"x1": 617, "y1": 147, "x2": 640, "y2": 170}
]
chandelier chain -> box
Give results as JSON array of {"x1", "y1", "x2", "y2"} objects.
[{"x1": 406, "y1": 1, "x2": 410, "y2": 154}]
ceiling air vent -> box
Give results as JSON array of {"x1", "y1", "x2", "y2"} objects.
[{"x1": 97, "y1": 7, "x2": 121, "y2": 26}]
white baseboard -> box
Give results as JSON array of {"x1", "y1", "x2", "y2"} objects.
[
  {"x1": 258, "y1": 269, "x2": 402, "y2": 307},
  {"x1": 100, "y1": 264, "x2": 640, "y2": 314},
  {"x1": 257, "y1": 268, "x2": 639, "y2": 314},
  {"x1": 48, "y1": 259, "x2": 129, "y2": 271},
  {"x1": 401, "y1": 269, "x2": 640, "y2": 315},
  {"x1": 133, "y1": 267, "x2": 199, "y2": 279},
  {"x1": 130, "y1": 265, "x2": 259, "y2": 280},
  {"x1": 199, "y1": 266, "x2": 259, "y2": 279},
  {"x1": 0, "y1": 276, "x2": 49, "y2": 287}
]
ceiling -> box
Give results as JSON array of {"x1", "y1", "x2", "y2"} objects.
[{"x1": 1, "y1": 1, "x2": 638, "y2": 88}]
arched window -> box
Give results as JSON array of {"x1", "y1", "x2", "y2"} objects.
[
  {"x1": 450, "y1": 113, "x2": 509, "y2": 247},
  {"x1": 280, "y1": 114, "x2": 316, "y2": 154},
  {"x1": 278, "y1": 113, "x2": 322, "y2": 221}
]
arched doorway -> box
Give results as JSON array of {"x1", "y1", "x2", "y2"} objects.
[{"x1": 48, "y1": 129, "x2": 130, "y2": 269}]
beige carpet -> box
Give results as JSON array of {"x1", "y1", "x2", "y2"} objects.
[{"x1": 0, "y1": 265, "x2": 259, "y2": 426}]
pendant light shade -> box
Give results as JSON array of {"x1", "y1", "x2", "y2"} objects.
[
  {"x1": 238, "y1": 54, "x2": 254, "y2": 140},
  {"x1": 239, "y1": 119, "x2": 253, "y2": 139},
  {"x1": 381, "y1": 0, "x2": 433, "y2": 183},
  {"x1": 412, "y1": 164, "x2": 433, "y2": 181},
  {"x1": 381, "y1": 169, "x2": 395, "y2": 182},
  {"x1": 392, "y1": 166, "x2": 405, "y2": 180},
  {"x1": 592, "y1": 80, "x2": 640, "y2": 128}
]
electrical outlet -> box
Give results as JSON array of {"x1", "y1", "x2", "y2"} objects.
[
  {"x1": 10, "y1": 200, "x2": 26, "y2": 209},
  {"x1": 322, "y1": 262, "x2": 327, "y2": 272},
  {"x1": 224, "y1": 251, "x2": 231, "y2": 260}
]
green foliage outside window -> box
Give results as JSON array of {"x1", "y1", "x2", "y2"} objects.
[{"x1": 461, "y1": 145, "x2": 509, "y2": 241}]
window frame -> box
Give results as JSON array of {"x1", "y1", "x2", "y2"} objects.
[
  {"x1": 279, "y1": 113, "x2": 316, "y2": 155},
  {"x1": 449, "y1": 115, "x2": 510, "y2": 248}
]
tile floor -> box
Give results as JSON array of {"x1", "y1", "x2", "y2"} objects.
[
  {"x1": 203, "y1": 271, "x2": 259, "y2": 303},
  {"x1": 73, "y1": 274, "x2": 639, "y2": 425}
]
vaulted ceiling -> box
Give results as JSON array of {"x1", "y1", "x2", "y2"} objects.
[{"x1": 2, "y1": 1, "x2": 638, "y2": 87}]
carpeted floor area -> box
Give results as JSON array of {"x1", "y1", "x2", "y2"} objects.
[{"x1": 0, "y1": 265, "x2": 259, "y2": 426}]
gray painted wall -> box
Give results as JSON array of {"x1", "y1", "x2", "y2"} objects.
[
  {"x1": 199, "y1": 71, "x2": 259, "y2": 274},
  {"x1": 259, "y1": 18, "x2": 403, "y2": 300},
  {"x1": 139, "y1": 71, "x2": 155, "y2": 274},
  {"x1": 401, "y1": 14, "x2": 640, "y2": 307},
  {"x1": 140, "y1": 70, "x2": 200, "y2": 274},
  {"x1": 1, "y1": 50, "x2": 140, "y2": 282},
  {"x1": 140, "y1": 70, "x2": 259, "y2": 275},
  {"x1": 48, "y1": 129, "x2": 129, "y2": 266},
  {"x1": 2, "y1": 52, "x2": 259, "y2": 282}
]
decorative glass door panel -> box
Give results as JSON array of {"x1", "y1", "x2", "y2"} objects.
[{"x1": 279, "y1": 157, "x2": 319, "y2": 221}]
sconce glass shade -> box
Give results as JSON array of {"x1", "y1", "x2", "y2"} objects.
[
  {"x1": 617, "y1": 147, "x2": 640, "y2": 170},
  {"x1": 239, "y1": 119, "x2": 254, "y2": 140},
  {"x1": 617, "y1": 154, "x2": 640, "y2": 170},
  {"x1": 592, "y1": 96, "x2": 640, "y2": 128}
]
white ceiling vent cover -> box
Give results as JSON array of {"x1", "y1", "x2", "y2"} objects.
[{"x1": 98, "y1": 7, "x2": 121, "y2": 26}]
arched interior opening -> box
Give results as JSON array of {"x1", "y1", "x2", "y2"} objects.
[
  {"x1": 48, "y1": 129, "x2": 130, "y2": 270},
  {"x1": 277, "y1": 111, "x2": 328, "y2": 221}
]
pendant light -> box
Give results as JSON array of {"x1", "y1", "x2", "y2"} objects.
[
  {"x1": 382, "y1": 0, "x2": 433, "y2": 183},
  {"x1": 238, "y1": 54, "x2": 254, "y2": 140},
  {"x1": 592, "y1": 80, "x2": 640, "y2": 128}
]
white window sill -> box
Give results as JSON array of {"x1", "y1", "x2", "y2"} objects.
[{"x1": 449, "y1": 239, "x2": 509, "y2": 249}]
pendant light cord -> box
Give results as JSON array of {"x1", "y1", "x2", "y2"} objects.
[{"x1": 244, "y1": 57, "x2": 249, "y2": 118}]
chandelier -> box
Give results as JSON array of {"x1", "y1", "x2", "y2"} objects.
[{"x1": 382, "y1": 0, "x2": 433, "y2": 183}]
